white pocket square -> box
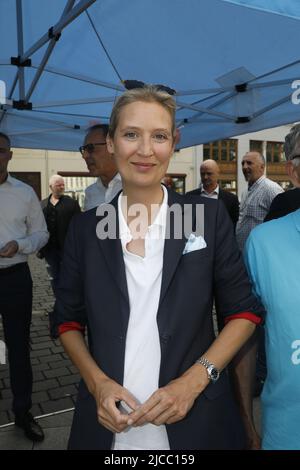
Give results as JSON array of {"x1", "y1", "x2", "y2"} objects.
[{"x1": 183, "y1": 233, "x2": 207, "y2": 254}]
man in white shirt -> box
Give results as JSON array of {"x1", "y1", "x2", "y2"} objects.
[
  {"x1": 80, "y1": 124, "x2": 122, "y2": 210},
  {"x1": 236, "y1": 152, "x2": 283, "y2": 251},
  {"x1": 0, "y1": 132, "x2": 48, "y2": 442}
]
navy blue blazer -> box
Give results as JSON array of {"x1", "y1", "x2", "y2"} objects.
[{"x1": 54, "y1": 189, "x2": 264, "y2": 450}]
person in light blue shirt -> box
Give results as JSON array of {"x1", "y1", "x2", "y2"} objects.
[{"x1": 245, "y1": 207, "x2": 300, "y2": 450}]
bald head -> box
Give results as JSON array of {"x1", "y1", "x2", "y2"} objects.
[
  {"x1": 200, "y1": 159, "x2": 220, "y2": 192},
  {"x1": 242, "y1": 152, "x2": 265, "y2": 185}
]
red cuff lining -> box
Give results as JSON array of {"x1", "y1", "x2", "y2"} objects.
[
  {"x1": 224, "y1": 312, "x2": 262, "y2": 325},
  {"x1": 58, "y1": 321, "x2": 85, "y2": 336}
]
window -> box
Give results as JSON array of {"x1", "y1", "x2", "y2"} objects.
[
  {"x1": 219, "y1": 180, "x2": 237, "y2": 192},
  {"x1": 250, "y1": 140, "x2": 263, "y2": 154},
  {"x1": 162, "y1": 174, "x2": 186, "y2": 194},
  {"x1": 203, "y1": 139, "x2": 237, "y2": 162},
  {"x1": 266, "y1": 142, "x2": 285, "y2": 163}
]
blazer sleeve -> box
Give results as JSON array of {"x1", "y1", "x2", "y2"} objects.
[
  {"x1": 213, "y1": 202, "x2": 265, "y2": 322},
  {"x1": 50, "y1": 214, "x2": 87, "y2": 338}
]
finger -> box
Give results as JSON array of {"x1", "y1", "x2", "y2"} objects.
[
  {"x1": 152, "y1": 408, "x2": 177, "y2": 426},
  {"x1": 104, "y1": 399, "x2": 134, "y2": 429},
  {"x1": 121, "y1": 391, "x2": 141, "y2": 412},
  {"x1": 134, "y1": 401, "x2": 173, "y2": 427},
  {"x1": 98, "y1": 405, "x2": 130, "y2": 432},
  {"x1": 98, "y1": 414, "x2": 128, "y2": 433},
  {"x1": 130, "y1": 395, "x2": 165, "y2": 426}
]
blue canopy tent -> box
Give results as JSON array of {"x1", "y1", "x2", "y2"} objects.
[{"x1": 1, "y1": 0, "x2": 300, "y2": 150}]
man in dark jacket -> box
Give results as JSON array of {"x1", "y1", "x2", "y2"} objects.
[
  {"x1": 187, "y1": 159, "x2": 239, "y2": 228},
  {"x1": 39, "y1": 174, "x2": 80, "y2": 297}
]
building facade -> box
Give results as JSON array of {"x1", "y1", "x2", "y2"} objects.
[{"x1": 8, "y1": 124, "x2": 292, "y2": 205}]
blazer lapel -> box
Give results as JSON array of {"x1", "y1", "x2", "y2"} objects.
[
  {"x1": 158, "y1": 190, "x2": 188, "y2": 308},
  {"x1": 96, "y1": 195, "x2": 129, "y2": 308}
]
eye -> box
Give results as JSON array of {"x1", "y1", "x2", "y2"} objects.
[
  {"x1": 153, "y1": 133, "x2": 168, "y2": 142},
  {"x1": 124, "y1": 131, "x2": 138, "y2": 139}
]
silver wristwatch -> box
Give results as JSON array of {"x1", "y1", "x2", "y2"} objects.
[{"x1": 195, "y1": 356, "x2": 220, "y2": 383}]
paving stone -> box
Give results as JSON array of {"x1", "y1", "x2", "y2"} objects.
[
  {"x1": 30, "y1": 341, "x2": 55, "y2": 351},
  {"x1": 48, "y1": 385, "x2": 77, "y2": 400},
  {"x1": 49, "y1": 359, "x2": 72, "y2": 370},
  {"x1": 1, "y1": 389, "x2": 13, "y2": 399},
  {"x1": 30, "y1": 348, "x2": 52, "y2": 358},
  {"x1": 0, "y1": 369, "x2": 10, "y2": 379},
  {"x1": 58, "y1": 374, "x2": 80, "y2": 386},
  {"x1": 50, "y1": 346, "x2": 65, "y2": 354},
  {"x1": 32, "y1": 363, "x2": 50, "y2": 373},
  {"x1": 31, "y1": 335, "x2": 53, "y2": 344},
  {"x1": 37, "y1": 410, "x2": 74, "y2": 428},
  {"x1": 44, "y1": 367, "x2": 70, "y2": 379},
  {"x1": 40, "y1": 397, "x2": 74, "y2": 415},
  {"x1": 31, "y1": 391, "x2": 49, "y2": 404},
  {"x1": 33, "y1": 379, "x2": 59, "y2": 392},
  {"x1": 0, "y1": 428, "x2": 33, "y2": 450},
  {"x1": 30, "y1": 358, "x2": 40, "y2": 365},
  {"x1": 68, "y1": 365, "x2": 78, "y2": 374},
  {"x1": 39, "y1": 353, "x2": 64, "y2": 363},
  {"x1": 33, "y1": 371, "x2": 44, "y2": 381},
  {"x1": 0, "y1": 398, "x2": 12, "y2": 412},
  {"x1": 31, "y1": 404, "x2": 43, "y2": 419},
  {"x1": 33, "y1": 427, "x2": 69, "y2": 450},
  {"x1": 0, "y1": 411, "x2": 10, "y2": 426}
]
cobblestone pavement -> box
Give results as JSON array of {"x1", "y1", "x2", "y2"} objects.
[{"x1": 0, "y1": 256, "x2": 79, "y2": 426}]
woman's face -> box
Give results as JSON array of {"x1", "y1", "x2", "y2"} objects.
[{"x1": 107, "y1": 101, "x2": 175, "y2": 190}]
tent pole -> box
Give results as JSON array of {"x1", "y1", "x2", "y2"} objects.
[
  {"x1": 176, "y1": 100, "x2": 235, "y2": 121},
  {"x1": 33, "y1": 96, "x2": 115, "y2": 108},
  {"x1": 20, "y1": 0, "x2": 96, "y2": 63},
  {"x1": 16, "y1": 0, "x2": 25, "y2": 101},
  {"x1": 25, "y1": 0, "x2": 76, "y2": 101},
  {"x1": 32, "y1": 65, "x2": 125, "y2": 92},
  {"x1": 252, "y1": 93, "x2": 293, "y2": 119}
]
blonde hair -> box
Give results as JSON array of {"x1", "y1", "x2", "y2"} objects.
[{"x1": 108, "y1": 85, "x2": 177, "y2": 139}]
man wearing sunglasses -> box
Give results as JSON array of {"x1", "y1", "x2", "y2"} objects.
[{"x1": 80, "y1": 124, "x2": 122, "y2": 211}]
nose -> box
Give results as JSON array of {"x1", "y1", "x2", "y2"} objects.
[{"x1": 137, "y1": 137, "x2": 153, "y2": 157}]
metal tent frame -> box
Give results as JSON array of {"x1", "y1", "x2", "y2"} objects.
[{"x1": 1, "y1": 0, "x2": 300, "y2": 150}]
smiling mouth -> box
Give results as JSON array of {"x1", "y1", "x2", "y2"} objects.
[{"x1": 131, "y1": 162, "x2": 156, "y2": 167}]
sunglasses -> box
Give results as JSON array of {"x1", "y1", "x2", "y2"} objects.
[
  {"x1": 122, "y1": 80, "x2": 176, "y2": 96},
  {"x1": 79, "y1": 142, "x2": 106, "y2": 155},
  {"x1": 0, "y1": 147, "x2": 10, "y2": 154}
]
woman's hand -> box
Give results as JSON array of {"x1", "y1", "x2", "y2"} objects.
[
  {"x1": 93, "y1": 377, "x2": 140, "y2": 433},
  {"x1": 128, "y1": 368, "x2": 208, "y2": 427}
]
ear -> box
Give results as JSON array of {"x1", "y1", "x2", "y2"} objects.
[
  {"x1": 106, "y1": 135, "x2": 115, "y2": 155},
  {"x1": 286, "y1": 160, "x2": 299, "y2": 186},
  {"x1": 286, "y1": 160, "x2": 293, "y2": 178},
  {"x1": 174, "y1": 128, "x2": 181, "y2": 146}
]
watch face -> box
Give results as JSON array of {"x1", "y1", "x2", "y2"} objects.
[{"x1": 208, "y1": 365, "x2": 219, "y2": 382}]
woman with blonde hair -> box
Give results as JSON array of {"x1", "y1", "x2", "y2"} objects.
[{"x1": 54, "y1": 84, "x2": 264, "y2": 450}]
